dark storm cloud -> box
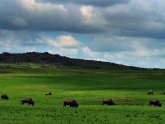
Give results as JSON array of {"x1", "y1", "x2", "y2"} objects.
[
  {"x1": 102, "y1": 0, "x2": 165, "y2": 39},
  {"x1": 0, "y1": 0, "x2": 105, "y2": 33},
  {"x1": 37, "y1": 0, "x2": 130, "y2": 7},
  {"x1": 0, "y1": 1, "x2": 164, "y2": 48},
  {"x1": 0, "y1": 30, "x2": 43, "y2": 47},
  {"x1": 122, "y1": 31, "x2": 165, "y2": 39},
  {"x1": 0, "y1": 0, "x2": 165, "y2": 40}
]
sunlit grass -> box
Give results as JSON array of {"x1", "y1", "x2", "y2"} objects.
[{"x1": 0, "y1": 63, "x2": 165, "y2": 123}]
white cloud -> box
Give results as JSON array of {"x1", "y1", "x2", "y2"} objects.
[
  {"x1": 80, "y1": 5, "x2": 107, "y2": 29},
  {"x1": 19, "y1": 0, "x2": 68, "y2": 13},
  {"x1": 40, "y1": 35, "x2": 82, "y2": 48},
  {"x1": 81, "y1": 47, "x2": 99, "y2": 58},
  {"x1": 37, "y1": 35, "x2": 102, "y2": 58},
  {"x1": 80, "y1": 6, "x2": 93, "y2": 24}
]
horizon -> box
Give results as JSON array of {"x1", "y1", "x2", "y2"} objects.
[
  {"x1": 0, "y1": 0, "x2": 165, "y2": 68},
  {"x1": 0, "y1": 51, "x2": 164, "y2": 69}
]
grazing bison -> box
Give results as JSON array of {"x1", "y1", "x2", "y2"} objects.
[
  {"x1": 149, "y1": 100, "x2": 162, "y2": 107},
  {"x1": 21, "y1": 98, "x2": 35, "y2": 106},
  {"x1": 102, "y1": 99, "x2": 115, "y2": 106},
  {"x1": 63, "y1": 100, "x2": 79, "y2": 107},
  {"x1": 148, "y1": 89, "x2": 154, "y2": 95},
  {"x1": 45, "y1": 92, "x2": 52, "y2": 95},
  {"x1": 1, "y1": 94, "x2": 9, "y2": 100}
]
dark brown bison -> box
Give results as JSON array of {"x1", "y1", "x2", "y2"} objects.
[
  {"x1": 148, "y1": 89, "x2": 154, "y2": 95},
  {"x1": 45, "y1": 92, "x2": 52, "y2": 95},
  {"x1": 149, "y1": 100, "x2": 162, "y2": 107},
  {"x1": 1, "y1": 94, "x2": 9, "y2": 100},
  {"x1": 21, "y1": 98, "x2": 35, "y2": 106},
  {"x1": 102, "y1": 99, "x2": 115, "y2": 106},
  {"x1": 63, "y1": 100, "x2": 79, "y2": 107}
]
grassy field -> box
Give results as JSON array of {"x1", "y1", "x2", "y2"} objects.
[{"x1": 0, "y1": 63, "x2": 165, "y2": 124}]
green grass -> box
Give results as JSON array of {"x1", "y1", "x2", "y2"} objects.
[{"x1": 0, "y1": 63, "x2": 165, "y2": 124}]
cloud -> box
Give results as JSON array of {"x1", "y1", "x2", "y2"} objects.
[
  {"x1": 0, "y1": 0, "x2": 165, "y2": 68},
  {"x1": 11, "y1": 17, "x2": 28, "y2": 27},
  {"x1": 80, "y1": 5, "x2": 107, "y2": 28},
  {"x1": 91, "y1": 36, "x2": 134, "y2": 52},
  {"x1": 0, "y1": 29, "x2": 164, "y2": 68},
  {"x1": 19, "y1": 0, "x2": 68, "y2": 12},
  {"x1": 39, "y1": 35, "x2": 101, "y2": 58},
  {"x1": 103, "y1": 0, "x2": 165, "y2": 38},
  {"x1": 80, "y1": 6, "x2": 93, "y2": 24},
  {"x1": 40, "y1": 35, "x2": 82, "y2": 48},
  {"x1": 0, "y1": 0, "x2": 105, "y2": 33},
  {"x1": 91, "y1": 35, "x2": 165, "y2": 57},
  {"x1": 0, "y1": 29, "x2": 44, "y2": 49},
  {"x1": 0, "y1": 0, "x2": 165, "y2": 39},
  {"x1": 37, "y1": 0, "x2": 130, "y2": 7}
]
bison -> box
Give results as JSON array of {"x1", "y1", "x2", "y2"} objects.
[
  {"x1": 102, "y1": 99, "x2": 115, "y2": 106},
  {"x1": 1, "y1": 94, "x2": 9, "y2": 100},
  {"x1": 45, "y1": 92, "x2": 52, "y2": 95},
  {"x1": 63, "y1": 100, "x2": 79, "y2": 107},
  {"x1": 148, "y1": 89, "x2": 154, "y2": 95},
  {"x1": 21, "y1": 98, "x2": 35, "y2": 106},
  {"x1": 149, "y1": 100, "x2": 162, "y2": 107}
]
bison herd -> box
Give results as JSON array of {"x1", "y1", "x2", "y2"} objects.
[{"x1": 0, "y1": 89, "x2": 164, "y2": 108}]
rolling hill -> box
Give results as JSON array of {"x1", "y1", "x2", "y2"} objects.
[{"x1": 0, "y1": 52, "x2": 155, "y2": 70}]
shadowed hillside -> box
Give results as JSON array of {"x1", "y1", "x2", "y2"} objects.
[{"x1": 0, "y1": 52, "x2": 158, "y2": 70}]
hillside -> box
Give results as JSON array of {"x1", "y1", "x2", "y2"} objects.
[{"x1": 0, "y1": 52, "x2": 157, "y2": 70}]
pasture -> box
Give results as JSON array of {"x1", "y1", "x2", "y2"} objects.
[{"x1": 0, "y1": 64, "x2": 165, "y2": 124}]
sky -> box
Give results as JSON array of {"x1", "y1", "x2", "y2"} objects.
[{"x1": 0, "y1": 0, "x2": 165, "y2": 68}]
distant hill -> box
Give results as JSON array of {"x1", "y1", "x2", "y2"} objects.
[{"x1": 0, "y1": 52, "x2": 158, "y2": 70}]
